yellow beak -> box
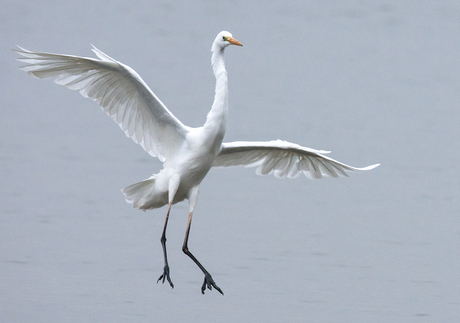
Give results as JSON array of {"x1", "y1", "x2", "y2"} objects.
[{"x1": 227, "y1": 37, "x2": 243, "y2": 47}]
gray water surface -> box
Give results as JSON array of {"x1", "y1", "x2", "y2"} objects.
[{"x1": 1, "y1": 1, "x2": 459, "y2": 322}]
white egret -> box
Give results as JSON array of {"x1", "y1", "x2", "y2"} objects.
[{"x1": 15, "y1": 31, "x2": 379, "y2": 295}]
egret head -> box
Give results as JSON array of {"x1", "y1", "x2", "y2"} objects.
[{"x1": 212, "y1": 31, "x2": 243, "y2": 51}]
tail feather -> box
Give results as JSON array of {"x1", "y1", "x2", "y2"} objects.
[{"x1": 122, "y1": 176, "x2": 158, "y2": 210}]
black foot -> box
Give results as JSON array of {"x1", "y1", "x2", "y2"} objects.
[
  {"x1": 157, "y1": 265, "x2": 174, "y2": 288},
  {"x1": 201, "y1": 272, "x2": 223, "y2": 295}
]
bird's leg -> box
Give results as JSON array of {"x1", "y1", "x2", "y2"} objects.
[
  {"x1": 157, "y1": 175, "x2": 181, "y2": 289},
  {"x1": 182, "y1": 186, "x2": 223, "y2": 295},
  {"x1": 182, "y1": 213, "x2": 223, "y2": 295},
  {"x1": 157, "y1": 202, "x2": 174, "y2": 288}
]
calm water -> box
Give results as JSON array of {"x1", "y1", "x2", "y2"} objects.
[{"x1": 1, "y1": 1, "x2": 460, "y2": 322}]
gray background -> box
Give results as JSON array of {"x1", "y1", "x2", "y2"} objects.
[{"x1": 1, "y1": 0, "x2": 459, "y2": 322}]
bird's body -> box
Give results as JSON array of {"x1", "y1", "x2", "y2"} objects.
[
  {"x1": 15, "y1": 31, "x2": 379, "y2": 295},
  {"x1": 123, "y1": 32, "x2": 233, "y2": 210},
  {"x1": 124, "y1": 124, "x2": 224, "y2": 210}
]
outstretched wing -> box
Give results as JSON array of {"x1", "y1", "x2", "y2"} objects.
[
  {"x1": 14, "y1": 45, "x2": 190, "y2": 162},
  {"x1": 213, "y1": 140, "x2": 379, "y2": 179}
]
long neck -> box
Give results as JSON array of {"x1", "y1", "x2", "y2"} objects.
[{"x1": 204, "y1": 47, "x2": 228, "y2": 139}]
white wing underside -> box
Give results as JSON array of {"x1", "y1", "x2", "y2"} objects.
[
  {"x1": 14, "y1": 46, "x2": 189, "y2": 162},
  {"x1": 213, "y1": 140, "x2": 379, "y2": 179}
]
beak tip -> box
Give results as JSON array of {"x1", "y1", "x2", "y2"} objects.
[{"x1": 228, "y1": 37, "x2": 243, "y2": 47}]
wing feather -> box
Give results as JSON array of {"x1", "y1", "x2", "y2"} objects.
[
  {"x1": 14, "y1": 45, "x2": 190, "y2": 162},
  {"x1": 213, "y1": 140, "x2": 379, "y2": 179}
]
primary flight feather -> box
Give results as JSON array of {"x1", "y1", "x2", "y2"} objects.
[{"x1": 15, "y1": 31, "x2": 379, "y2": 295}]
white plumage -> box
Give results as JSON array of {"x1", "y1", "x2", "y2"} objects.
[
  {"x1": 214, "y1": 140, "x2": 378, "y2": 179},
  {"x1": 15, "y1": 44, "x2": 188, "y2": 162},
  {"x1": 15, "y1": 31, "x2": 378, "y2": 295}
]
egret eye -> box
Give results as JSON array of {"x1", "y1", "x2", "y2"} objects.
[{"x1": 222, "y1": 36, "x2": 227, "y2": 41}]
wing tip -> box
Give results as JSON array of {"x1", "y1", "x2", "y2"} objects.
[
  {"x1": 91, "y1": 45, "x2": 116, "y2": 62},
  {"x1": 357, "y1": 163, "x2": 380, "y2": 171},
  {"x1": 12, "y1": 45, "x2": 23, "y2": 53},
  {"x1": 13, "y1": 45, "x2": 34, "y2": 60}
]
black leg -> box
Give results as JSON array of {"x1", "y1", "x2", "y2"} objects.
[
  {"x1": 182, "y1": 211, "x2": 223, "y2": 295},
  {"x1": 157, "y1": 203, "x2": 174, "y2": 288}
]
